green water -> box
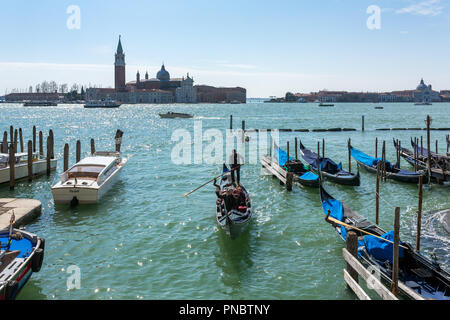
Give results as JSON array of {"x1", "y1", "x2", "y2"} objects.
[{"x1": 0, "y1": 102, "x2": 448, "y2": 300}]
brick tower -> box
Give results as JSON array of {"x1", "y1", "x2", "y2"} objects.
[{"x1": 114, "y1": 35, "x2": 126, "y2": 91}]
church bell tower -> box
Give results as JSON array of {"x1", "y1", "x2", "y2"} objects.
[{"x1": 114, "y1": 35, "x2": 126, "y2": 91}]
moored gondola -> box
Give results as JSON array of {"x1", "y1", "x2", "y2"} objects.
[
  {"x1": 320, "y1": 184, "x2": 450, "y2": 300},
  {"x1": 299, "y1": 141, "x2": 360, "y2": 186},
  {"x1": 215, "y1": 165, "x2": 252, "y2": 239},
  {"x1": 273, "y1": 144, "x2": 319, "y2": 188},
  {"x1": 350, "y1": 145, "x2": 425, "y2": 183}
]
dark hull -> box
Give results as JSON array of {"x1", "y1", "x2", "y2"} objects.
[
  {"x1": 297, "y1": 175, "x2": 320, "y2": 188},
  {"x1": 320, "y1": 185, "x2": 450, "y2": 300},
  {"x1": 393, "y1": 140, "x2": 450, "y2": 182},
  {"x1": 215, "y1": 169, "x2": 252, "y2": 239},
  {"x1": 356, "y1": 160, "x2": 423, "y2": 183},
  {"x1": 299, "y1": 141, "x2": 359, "y2": 186},
  {"x1": 311, "y1": 167, "x2": 360, "y2": 186}
]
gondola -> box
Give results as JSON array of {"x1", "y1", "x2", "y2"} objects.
[
  {"x1": 320, "y1": 184, "x2": 450, "y2": 300},
  {"x1": 410, "y1": 138, "x2": 450, "y2": 166},
  {"x1": 299, "y1": 141, "x2": 360, "y2": 186},
  {"x1": 0, "y1": 228, "x2": 45, "y2": 300},
  {"x1": 393, "y1": 139, "x2": 450, "y2": 182},
  {"x1": 215, "y1": 165, "x2": 252, "y2": 239},
  {"x1": 393, "y1": 139, "x2": 427, "y2": 170},
  {"x1": 273, "y1": 144, "x2": 319, "y2": 188},
  {"x1": 350, "y1": 145, "x2": 425, "y2": 183}
]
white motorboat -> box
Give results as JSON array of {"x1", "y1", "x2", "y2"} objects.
[
  {"x1": 0, "y1": 152, "x2": 57, "y2": 184},
  {"x1": 51, "y1": 151, "x2": 127, "y2": 205}
]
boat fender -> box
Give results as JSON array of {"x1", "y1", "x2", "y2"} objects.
[
  {"x1": 31, "y1": 248, "x2": 44, "y2": 272},
  {"x1": 38, "y1": 237, "x2": 45, "y2": 251},
  {"x1": 5, "y1": 280, "x2": 18, "y2": 300}
]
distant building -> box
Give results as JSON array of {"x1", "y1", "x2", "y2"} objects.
[
  {"x1": 86, "y1": 36, "x2": 245, "y2": 104},
  {"x1": 195, "y1": 85, "x2": 246, "y2": 103},
  {"x1": 412, "y1": 78, "x2": 440, "y2": 103},
  {"x1": 440, "y1": 90, "x2": 450, "y2": 102},
  {"x1": 5, "y1": 92, "x2": 62, "y2": 102}
]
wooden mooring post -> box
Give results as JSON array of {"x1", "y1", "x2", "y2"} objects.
[
  {"x1": 39, "y1": 131, "x2": 43, "y2": 157},
  {"x1": 391, "y1": 207, "x2": 400, "y2": 296},
  {"x1": 346, "y1": 231, "x2": 359, "y2": 285},
  {"x1": 64, "y1": 143, "x2": 69, "y2": 172},
  {"x1": 115, "y1": 129, "x2": 124, "y2": 152},
  {"x1": 295, "y1": 137, "x2": 298, "y2": 160},
  {"x1": 9, "y1": 143, "x2": 15, "y2": 190},
  {"x1": 361, "y1": 115, "x2": 365, "y2": 132},
  {"x1": 416, "y1": 175, "x2": 423, "y2": 252},
  {"x1": 33, "y1": 126, "x2": 36, "y2": 153},
  {"x1": 76, "y1": 140, "x2": 81, "y2": 163},
  {"x1": 230, "y1": 115, "x2": 233, "y2": 130},
  {"x1": 46, "y1": 136, "x2": 51, "y2": 175},
  {"x1": 27, "y1": 140, "x2": 32, "y2": 181},
  {"x1": 376, "y1": 162, "x2": 380, "y2": 225},
  {"x1": 375, "y1": 137, "x2": 378, "y2": 158},
  {"x1": 426, "y1": 115, "x2": 431, "y2": 173},
  {"x1": 348, "y1": 138, "x2": 351, "y2": 173},
  {"x1": 14, "y1": 129, "x2": 18, "y2": 152},
  {"x1": 322, "y1": 138, "x2": 325, "y2": 159},
  {"x1": 1, "y1": 131, "x2": 7, "y2": 153},
  {"x1": 49, "y1": 129, "x2": 54, "y2": 159},
  {"x1": 90, "y1": 138, "x2": 95, "y2": 155},
  {"x1": 19, "y1": 128, "x2": 24, "y2": 153}
]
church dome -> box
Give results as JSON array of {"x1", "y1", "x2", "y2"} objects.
[
  {"x1": 157, "y1": 64, "x2": 170, "y2": 81},
  {"x1": 416, "y1": 79, "x2": 427, "y2": 90}
]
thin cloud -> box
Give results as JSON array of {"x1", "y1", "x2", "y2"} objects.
[{"x1": 396, "y1": 0, "x2": 444, "y2": 16}]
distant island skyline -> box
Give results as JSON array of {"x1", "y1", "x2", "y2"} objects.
[{"x1": 1, "y1": 1, "x2": 449, "y2": 98}]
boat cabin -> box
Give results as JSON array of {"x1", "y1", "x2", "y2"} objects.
[{"x1": 62, "y1": 156, "x2": 119, "y2": 185}]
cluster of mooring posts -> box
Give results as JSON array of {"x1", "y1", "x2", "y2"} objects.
[
  {"x1": 62, "y1": 129, "x2": 124, "y2": 172},
  {"x1": 1, "y1": 125, "x2": 57, "y2": 190}
]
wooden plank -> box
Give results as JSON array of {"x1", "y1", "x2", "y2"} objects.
[
  {"x1": 261, "y1": 155, "x2": 286, "y2": 183},
  {"x1": 398, "y1": 281, "x2": 425, "y2": 301},
  {"x1": 343, "y1": 269, "x2": 371, "y2": 300},
  {"x1": 343, "y1": 248, "x2": 398, "y2": 300}
]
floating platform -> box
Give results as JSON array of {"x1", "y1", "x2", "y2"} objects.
[{"x1": 0, "y1": 198, "x2": 42, "y2": 231}]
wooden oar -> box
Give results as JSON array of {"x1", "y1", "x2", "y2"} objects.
[
  {"x1": 325, "y1": 210, "x2": 408, "y2": 250},
  {"x1": 184, "y1": 164, "x2": 243, "y2": 197}
]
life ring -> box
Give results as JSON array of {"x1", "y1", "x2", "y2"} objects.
[
  {"x1": 31, "y1": 248, "x2": 44, "y2": 272},
  {"x1": 5, "y1": 280, "x2": 18, "y2": 300}
]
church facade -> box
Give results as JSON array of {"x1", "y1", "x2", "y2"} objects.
[
  {"x1": 86, "y1": 36, "x2": 197, "y2": 104},
  {"x1": 412, "y1": 78, "x2": 440, "y2": 103}
]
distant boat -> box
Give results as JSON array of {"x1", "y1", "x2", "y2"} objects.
[
  {"x1": 414, "y1": 101, "x2": 432, "y2": 105},
  {"x1": 374, "y1": 106, "x2": 384, "y2": 109},
  {"x1": 84, "y1": 100, "x2": 121, "y2": 108},
  {"x1": 23, "y1": 101, "x2": 57, "y2": 106},
  {"x1": 319, "y1": 102, "x2": 334, "y2": 107},
  {"x1": 159, "y1": 112, "x2": 193, "y2": 119}
]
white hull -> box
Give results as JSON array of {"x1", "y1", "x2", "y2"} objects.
[
  {"x1": 52, "y1": 159, "x2": 126, "y2": 204},
  {"x1": 0, "y1": 159, "x2": 57, "y2": 184}
]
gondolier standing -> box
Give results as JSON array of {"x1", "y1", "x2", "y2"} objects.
[{"x1": 229, "y1": 149, "x2": 244, "y2": 185}]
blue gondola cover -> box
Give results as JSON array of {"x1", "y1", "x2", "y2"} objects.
[{"x1": 363, "y1": 231, "x2": 404, "y2": 264}]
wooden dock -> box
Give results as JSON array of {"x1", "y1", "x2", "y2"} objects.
[
  {"x1": 261, "y1": 154, "x2": 294, "y2": 191},
  {"x1": 0, "y1": 198, "x2": 42, "y2": 231}
]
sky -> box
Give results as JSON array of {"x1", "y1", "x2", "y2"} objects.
[{"x1": 0, "y1": 0, "x2": 449, "y2": 97}]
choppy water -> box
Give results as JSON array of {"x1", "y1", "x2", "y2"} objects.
[{"x1": 0, "y1": 102, "x2": 449, "y2": 300}]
